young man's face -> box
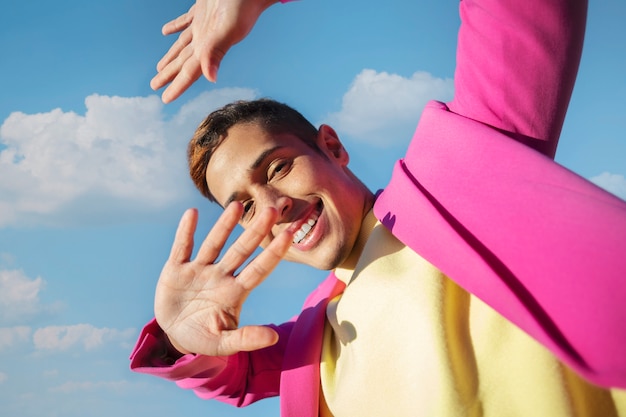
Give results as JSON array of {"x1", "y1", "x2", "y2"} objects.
[{"x1": 205, "y1": 121, "x2": 372, "y2": 270}]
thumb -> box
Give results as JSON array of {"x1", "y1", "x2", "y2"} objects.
[
  {"x1": 200, "y1": 46, "x2": 226, "y2": 83},
  {"x1": 218, "y1": 325, "x2": 279, "y2": 355}
]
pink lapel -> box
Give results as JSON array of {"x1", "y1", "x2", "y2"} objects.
[
  {"x1": 374, "y1": 101, "x2": 626, "y2": 389},
  {"x1": 280, "y1": 274, "x2": 345, "y2": 417}
]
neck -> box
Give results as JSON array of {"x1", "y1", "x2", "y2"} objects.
[
  {"x1": 335, "y1": 196, "x2": 377, "y2": 280},
  {"x1": 334, "y1": 170, "x2": 375, "y2": 272}
]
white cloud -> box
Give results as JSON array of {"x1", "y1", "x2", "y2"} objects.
[
  {"x1": 324, "y1": 69, "x2": 454, "y2": 146},
  {"x1": 0, "y1": 88, "x2": 256, "y2": 228},
  {"x1": 590, "y1": 172, "x2": 626, "y2": 201},
  {"x1": 0, "y1": 371, "x2": 7, "y2": 383},
  {"x1": 33, "y1": 324, "x2": 136, "y2": 352},
  {"x1": 0, "y1": 269, "x2": 45, "y2": 324},
  {"x1": 49, "y1": 379, "x2": 133, "y2": 394},
  {"x1": 0, "y1": 326, "x2": 31, "y2": 350}
]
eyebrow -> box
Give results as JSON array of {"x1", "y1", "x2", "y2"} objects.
[{"x1": 223, "y1": 145, "x2": 286, "y2": 207}]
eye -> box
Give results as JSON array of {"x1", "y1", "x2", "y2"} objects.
[
  {"x1": 241, "y1": 200, "x2": 254, "y2": 221},
  {"x1": 268, "y1": 159, "x2": 292, "y2": 181}
]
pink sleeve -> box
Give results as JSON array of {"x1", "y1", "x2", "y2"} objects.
[
  {"x1": 129, "y1": 318, "x2": 292, "y2": 406},
  {"x1": 447, "y1": 0, "x2": 587, "y2": 158},
  {"x1": 129, "y1": 274, "x2": 341, "y2": 407},
  {"x1": 375, "y1": 0, "x2": 626, "y2": 389}
]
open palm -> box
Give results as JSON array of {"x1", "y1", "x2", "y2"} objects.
[{"x1": 155, "y1": 202, "x2": 293, "y2": 356}]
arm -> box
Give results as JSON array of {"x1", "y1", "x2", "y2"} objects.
[
  {"x1": 151, "y1": 0, "x2": 290, "y2": 103},
  {"x1": 376, "y1": 0, "x2": 626, "y2": 389},
  {"x1": 130, "y1": 318, "x2": 293, "y2": 405},
  {"x1": 447, "y1": 0, "x2": 587, "y2": 158}
]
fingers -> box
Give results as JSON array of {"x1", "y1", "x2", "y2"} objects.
[
  {"x1": 168, "y1": 203, "x2": 289, "y2": 295},
  {"x1": 218, "y1": 325, "x2": 279, "y2": 355},
  {"x1": 150, "y1": 42, "x2": 198, "y2": 92},
  {"x1": 194, "y1": 202, "x2": 243, "y2": 265},
  {"x1": 155, "y1": 60, "x2": 202, "y2": 103},
  {"x1": 150, "y1": 50, "x2": 185, "y2": 91},
  {"x1": 236, "y1": 226, "x2": 292, "y2": 291},
  {"x1": 168, "y1": 208, "x2": 198, "y2": 264},
  {"x1": 156, "y1": 28, "x2": 193, "y2": 72},
  {"x1": 161, "y1": 4, "x2": 195, "y2": 36},
  {"x1": 152, "y1": 49, "x2": 217, "y2": 102},
  {"x1": 218, "y1": 207, "x2": 279, "y2": 275}
]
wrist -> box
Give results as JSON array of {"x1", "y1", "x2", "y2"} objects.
[
  {"x1": 155, "y1": 330, "x2": 191, "y2": 365},
  {"x1": 163, "y1": 333, "x2": 190, "y2": 357}
]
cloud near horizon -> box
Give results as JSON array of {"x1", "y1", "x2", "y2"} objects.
[
  {"x1": 0, "y1": 267, "x2": 136, "y2": 353},
  {"x1": 0, "y1": 88, "x2": 257, "y2": 228},
  {"x1": 0, "y1": 323, "x2": 135, "y2": 353},
  {"x1": 324, "y1": 69, "x2": 454, "y2": 146},
  {"x1": 48, "y1": 379, "x2": 135, "y2": 394},
  {"x1": 33, "y1": 324, "x2": 136, "y2": 352}
]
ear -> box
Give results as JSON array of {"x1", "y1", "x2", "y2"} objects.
[{"x1": 316, "y1": 124, "x2": 349, "y2": 166}]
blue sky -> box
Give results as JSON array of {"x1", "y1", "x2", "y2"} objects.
[{"x1": 0, "y1": 1, "x2": 624, "y2": 416}]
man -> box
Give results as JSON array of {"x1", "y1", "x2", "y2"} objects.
[{"x1": 131, "y1": 0, "x2": 626, "y2": 415}]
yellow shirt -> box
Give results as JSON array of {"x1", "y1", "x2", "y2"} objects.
[{"x1": 320, "y1": 213, "x2": 626, "y2": 416}]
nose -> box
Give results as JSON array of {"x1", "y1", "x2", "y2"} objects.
[
  {"x1": 256, "y1": 187, "x2": 292, "y2": 223},
  {"x1": 276, "y1": 195, "x2": 292, "y2": 222}
]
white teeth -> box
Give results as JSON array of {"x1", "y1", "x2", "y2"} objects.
[
  {"x1": 293, "y1": 230, "x2": 306, "y2": 243},
  {"x1": 293, "y1": 214, "x2": 318, "y2": 244}
]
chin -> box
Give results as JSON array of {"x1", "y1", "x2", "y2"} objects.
[
  {"x1": 286, "y1": 249, "x2": 344, "y2": 271},
  {"x1": 312, "y1": 249, "x2": 348, "y2": 271}
]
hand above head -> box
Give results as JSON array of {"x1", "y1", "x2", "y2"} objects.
[
  {"x1": 154, "y1": 202, "x2": 293, "y2": 356},
  {"x1": 151, "y1": 0, "x2": 279, "y2": 103}
]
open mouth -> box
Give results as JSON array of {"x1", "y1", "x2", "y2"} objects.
[{"x1": 292, "y1": 202, "x2": 321, "y2": 244}]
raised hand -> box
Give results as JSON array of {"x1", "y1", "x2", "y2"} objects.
[
  {"x1": 154, "y1": 202, "x2": 293, "y2": 356},
  {"x1": 151, "y1": 0, "x2": 279, "y2": 103}
]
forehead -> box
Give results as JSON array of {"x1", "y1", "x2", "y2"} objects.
[{"x1": 205, "y1": 122, "x2": 306, "y2": 205}]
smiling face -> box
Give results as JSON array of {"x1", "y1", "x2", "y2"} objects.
[{"x1": 205, "y1": 121, "x2": 374, "y2": 270}]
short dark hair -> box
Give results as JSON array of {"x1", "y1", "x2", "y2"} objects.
[{"x1": 188, "y1": 98, "x2": 319, "y2": 202}]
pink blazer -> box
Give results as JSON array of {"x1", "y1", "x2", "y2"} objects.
[{"x1": 131, "y1": 0, "x2": 626, "y2": 415}]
